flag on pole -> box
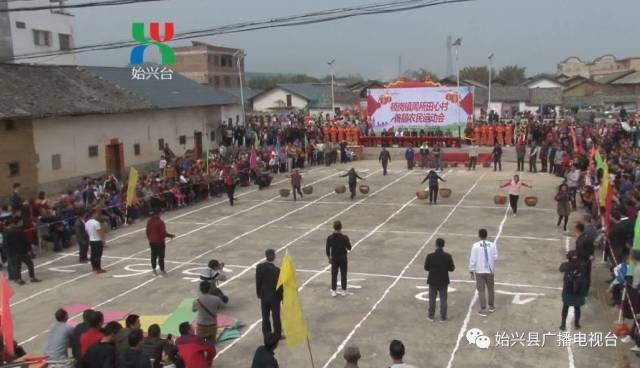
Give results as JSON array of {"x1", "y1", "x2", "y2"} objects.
[
  {"x1": 254, "y1": 132, "x2": 260, "y2": 148},
  {"x1": 304, "y1": 134, "x2": 309, "y2": 150},
  {"x1": 249, "y1": 147, "x2": 257, "y2": 170},
  {"x1": 276, "y1": 251, "x2": 309, "y2": 347},
  {"x1": 126, "y1": 167, "x2": 139, "y2": 207},
  {"x1": 569, "y1": 127, "x2": 579, "y2": 154},
  {"x1": 634, "y1": 212, "x2": 640, "y2": 250},
  {"x1": 594, "y1": 150, "x2": 604, "y2": 171},
  {"x1": 604, "y1": 183, "x2": 614, "y2": 236},
  {"x1": 1, "y1": 274, "x2": 15, "y2": 356},
  {"x1": 599, "y1": 161, "x2": 609, "y2": 205}
]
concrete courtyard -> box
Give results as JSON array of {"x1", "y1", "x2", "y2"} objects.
[{"x1": 10, "y1": 159, "x2": 630, "y2": 367}]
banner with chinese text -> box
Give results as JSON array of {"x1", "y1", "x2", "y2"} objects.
[{"x1": 367, "y1": 86, "x2": 474, "y2": 134}]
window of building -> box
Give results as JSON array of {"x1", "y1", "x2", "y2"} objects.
[
  {"x1": 88, "y1": 145, "x2": 98, "y2": 157},
  {"x1": 15, "y1": 21, "x2": 26, "y2": 29},
  {"x1": 59, "y1": 33, "x2": 71, "y2": 51},
  {"x1": 4, "y1": 121, "x2": 15, "y2": 130},
  {"x1": 32, "y1": 29, "x2": 51, "y2": 46},
  {"x1": 214, "y1": 76, "x2": 220, "y2": 87},
  {"x1": 224, "y1": 76, "x2": 231, "y2": 87},
  {"x1": 210, "y1": 131, "x2": 215, "y2": 141},
  {"x1": 286, "y1": 94, "x2": 292, "y2": 107},
  {"x1": 179, "y1": 135, "x2": 186, "y2": 145},
  {"x1": 8, "y1": 162, "x2": 19, "y2": 177},
  {"x1": 221, "y1": 56, "x2": 227, "y2": 67},
  {"x1": 52, "y1": 154, "x2": 61, "y2": 170},
  {"x1": 214, "y1": 55, "x2": 220, "y2": 66},
  {"x1": 134, "y1": 143, "x2": 141, "y2": 156},
  {"x1": 158, "y1": 138, "x2": 165, "y2": 151}
]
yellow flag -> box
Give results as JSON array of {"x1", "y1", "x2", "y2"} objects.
[
  {"x1": 126, "y1": 167, "x2": 139, "y2": 207},
  {"x1": 599, "y1": 162, "x2": 608, "y2": 205},
  {"x1": 276, "y1": 251, "x2": 309, "y2": 347}
]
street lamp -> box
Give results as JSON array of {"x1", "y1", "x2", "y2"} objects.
[
  {"x1": 452, "y1": 38, "x2": 462, "y2": 136},
  {"x1": 327, "y1": 59, "x2": 336, "y2": 117},
  {"x1": 488, "y1": 52, "x2": 494, "y2": 122},
  {"x1": 234, "y1": 50, "x2": 247, "y2": 127}
]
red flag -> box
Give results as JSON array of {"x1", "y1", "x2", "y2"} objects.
[
  {"x1": 604, "y1": 183, "x2": 614, "y2": 236},
  {"x1": 1, "y1": 274, "x2": 14, "y2": 356},
  {"x1": 569, "y1": 127, "x2": 579, "y2": 154}
]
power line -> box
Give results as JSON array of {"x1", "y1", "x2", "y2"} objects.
[
  {"x1": 0, "y1": 0, "x2": 164, "y2": 12},
  {"x1": 8, "y1": 0, "x2": 475, "y2": 62}
]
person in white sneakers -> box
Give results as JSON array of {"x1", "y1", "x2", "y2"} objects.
[
  {"x1": 469, "y1": 228, "x2": 498, "y2": 317},
  {"x1": 326, "y1": 221, "x2": 352, "y2": 297},
  {"x1": 388, "y1": 340, "x2": 417, "y2": 368}
]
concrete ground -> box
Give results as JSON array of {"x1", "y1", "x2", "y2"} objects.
[{"x1": 12, "y1": 160, "x2": 632, "y2": 367}]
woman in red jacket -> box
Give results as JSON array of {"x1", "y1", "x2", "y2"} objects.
[{"x1": 175, "y1": 322, "x2": 214, "y2": 368}]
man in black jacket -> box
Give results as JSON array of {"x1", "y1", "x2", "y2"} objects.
[
  {"x1": 256, "y1": 249, "x2": 283, "y2": 339},
  {"x1": 574, "y1": 223, "x2": 594, "y2": 293},
  {"x1": 326, "y1": 221, "x2": 352, "y2": 297},
  {"x1": 3, "y1": 216, "x2": 40, "y2": 284},
  {"x1": 379, "y1": 147, "x2": 391, "y2": 176},
  {"x1": 120, "y1": 329, "x2": 151, "y2": 368},
  {"x1": 424, "y1": 238, "x2": 455, "y2": 322},
  {"x1": 251, "y1": 332, "x2": 280, "y2": 368},
  {"x1": 82, "y1": 321, "x2": 122, "y2": 368}
]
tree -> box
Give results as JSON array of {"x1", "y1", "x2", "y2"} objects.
[
  {"x1": 458, "y1": 66, "x2": 491, "y2": 85},
  {"x1": 247, "y1": 74, "x2": 320, "y2": 90},
  {"x1": 403, "y1": 68, "x2": 439, "y2": 81},
  {"x1": 497, "y1": 65, "x2": 526, "y2": 86}
]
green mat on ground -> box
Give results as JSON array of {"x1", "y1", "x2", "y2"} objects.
[
  {"x1": 218, "y1": 327, "x2": 242, "y2": 342},
  {"x1": 161, "y1": 298, "x2": 196, "y2": 336}
]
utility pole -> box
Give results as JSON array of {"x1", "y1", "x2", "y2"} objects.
[
  {"x1": 398, "y1": 55, "x2": 402, "y2": 78},
  {"x1": 488, "y1": 53, "x2": 494, "y2": 121},
  {"x1": 234, "y1": 50, "x2": 246, "y2": 127},
  {"x1": 328, "y1": 59, "x2": 336, "y2": 116},
  {"x1": 446, "y1": 34, "x2": 453, "y2": 78}
]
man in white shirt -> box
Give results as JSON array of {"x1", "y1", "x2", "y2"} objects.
[
  {"x1": 469, "y1": 228, "x2": 498, "y2": 316},
  {"x1": 388, "y1": 340, "x2": 417, "y2": 368},
  {"x1": 85, "y1": 209, "x2": 106, "y2": 274},
  {"x1": 468, "y1": 143, "x2": 479, "y2": 171}
]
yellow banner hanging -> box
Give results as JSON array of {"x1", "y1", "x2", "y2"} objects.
[{"x1": 126, "y1": 167, "x2": 139, "y2": 207}]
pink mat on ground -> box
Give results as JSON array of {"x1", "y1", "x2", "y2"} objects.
[
  {"x1": 67, "y1": 309, "x2": 130, "y2": 327},
  {"x1": 64, "y1": 303, "x2": 92, "y2": 316}
]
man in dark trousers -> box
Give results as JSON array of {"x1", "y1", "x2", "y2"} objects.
[
  {"x1": 424, "y1": 238, "x2": 455, "y2": 322},
  {"x1": 290, "y1": 169, "x2": 303, "y2": 201},
  {"x1": 3, "y1": 216, "x2": 40, "y2": 284},
  {"x1": 146, "y1": 210, "x2": 175, "y2": 276},
  {"x1": 251, "y1": 332, "x2": 280, "y2": 368},
  {"x1": 405, "y1": 144, "x2": 415, "y2": 170},
  {"x1": 326, "y1": 220, "x2": 352, "y2": 297},
  {"x1": 379, "y1": 147, "x2": 391, "y2": 176},
  {"x1": 574, "y1": 223, "x2": 594, "y2": 293},
  {"x1": 255, "y1": 249, "x2": 283, "y2": 339},
  {"x1": 75, "y1": 212, "x2": 90, "y2": 263}
]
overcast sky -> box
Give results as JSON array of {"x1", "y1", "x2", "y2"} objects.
[{"x1": 74, "y1": 0, "x2": 640, "y2": 80}]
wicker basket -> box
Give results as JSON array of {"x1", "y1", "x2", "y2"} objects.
[
  {"x1": 524, "y1": 196, "x2": 538, "y2": 207},
  {"x1": 335, "y1": 185, "x2": 346, "y2": 194},
  {"x1": 279, "y1": 189, "x2": 290, "y2": 197},
  {"x1": 416, "y1": 190, "x2": 428, "y2": 200},
  {"x1": 359, "y1": 185, "x2": 370, "y2": 194},
  {"x1": 302, "y1": 186, "x2": 313, "y2": 195},
  {"x1": 494, "y1": 195, "x2": 507, "y2": 205},
  {"x1": 440, "y1": 188, "x2": 452, "y2": 198}
]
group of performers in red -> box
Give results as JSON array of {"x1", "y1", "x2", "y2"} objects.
[
  {"x1": 321, "y1": 124, "x2": 361, "y2": 145},
  {"x1": 468, "y1": 122, "x2": 514, "y2": 146}
]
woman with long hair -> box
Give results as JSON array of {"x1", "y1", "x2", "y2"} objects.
[{"x1": 555, "y1": 183, "x2": 571, "y2": 231}]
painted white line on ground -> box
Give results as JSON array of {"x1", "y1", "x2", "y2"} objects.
[
  {"x1": 12, "y1": 170, "x2": 341, "y2": 309},
  {"x1": 564, "y1": 235, "x2": 576, "y2": 368},
  {"x1": 18, "y1": 169, "x2": 347, "y2": 345},
  {"x1": 105, "y1": 167, "x2": 328, "y2": 243},
  {"x1": 51, "y1": 254, "x2": 563, "y2": 291},
  {"x1": 445, "y1": 205, "x2": 510, "y2": 368},
  {"x1": 321, "y1": 172, "x2": 486, "y2": 368},
  {"x1": 215, "y1": 169, "x2": 420, "y2": 359}
]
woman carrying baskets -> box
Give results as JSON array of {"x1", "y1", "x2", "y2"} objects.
[
  {"x1": 420, "y1": 170, "x2": 446, "y2": 204},
  {"x1": 340, "y1": 168, "x2": 365, "y2": 200},
  {"x1": 499, "y1": 174, "x2": 531, "y2": 216}
]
